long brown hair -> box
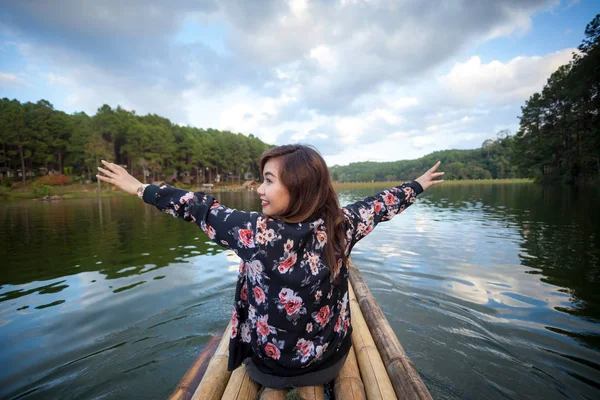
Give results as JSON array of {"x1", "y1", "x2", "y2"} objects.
[{"x1": 260, "y1": 145, "x2": 348, "y2": 276}]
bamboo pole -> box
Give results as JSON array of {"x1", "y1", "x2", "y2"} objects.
[
  {"x1": 333, "y1": 344, "x2": 366, "y2": 400},
  {"x1": 348, "y1": 282, "x2": 397, "y2": 400},
  {"x1": 221, "y1": 364, "x2": 260, "y2": 400},
  {"x1": 169, "y1": 331, "x2": 223, "y2": 400},
  {"x1": 348, "y1": 260, "x2": 432, "y2": 400},
  {"x1": 297, "y1": 385, "x2": 325, "y2": 400},
  {"x1": 190, "y1": 321, "x2": 233, "y2": 400},
  {"x1": 257, "y1": 388, "x2": 287, "y2": 400}
]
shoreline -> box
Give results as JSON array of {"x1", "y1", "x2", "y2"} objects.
[{"x1": 0, "y1": 179, "x2": 534, "y2": 201}]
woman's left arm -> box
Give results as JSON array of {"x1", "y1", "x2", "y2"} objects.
[{"x1": 342, "y1": 161, "x2": 444, "y2": 246}]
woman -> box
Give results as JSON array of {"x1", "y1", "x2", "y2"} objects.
[{"x1": 97, "y1": 144, "x2": 443, "y2": 397}]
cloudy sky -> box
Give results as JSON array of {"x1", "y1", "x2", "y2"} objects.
[{"x1": 0, "y1": 0, "x2": 597, "y2": 166}]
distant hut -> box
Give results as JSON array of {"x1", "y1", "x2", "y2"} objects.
[
  {"x1": 0, "y1": 167, "x2": 16, "y2": 181},
  {"x1": 242, "y1": 180, "x2": 259, "y2": 191},
  {"x1": 164, "y1": 174, "x2": 178, "y2": 185}
]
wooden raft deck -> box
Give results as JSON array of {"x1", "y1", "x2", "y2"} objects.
[{"x1": 169, "y1": 260, "x2": 432, "y2": 400}]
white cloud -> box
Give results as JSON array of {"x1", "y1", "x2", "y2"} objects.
[
  {"x1": 411, "y1": 136, "x2": 435, "y2": 149},
  {"x1": 45, "y1": 73, "x2": 72, "y2": 85},
  {"x1": 438, "y1": 49, "x2": 576, "y2": 106},
  {"x1": 1, "y1": 0, "x2": 577, "y2": 164},
  {"x1": 309, "y1": 45, "x2": 337, "y2": 71},
  {"x1": 0, "y1": 72, "x2": 28, "y2": 87}
]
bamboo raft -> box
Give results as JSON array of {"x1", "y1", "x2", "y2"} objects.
[{"x1": 169, "y1": 260, "x2": 432, "y2": 400}]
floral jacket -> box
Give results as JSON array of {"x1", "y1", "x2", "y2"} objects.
[{"x1": 142, "y1": 181, "x2": 423, "y2": 376}]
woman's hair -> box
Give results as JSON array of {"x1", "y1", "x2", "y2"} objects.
[{"x1": 260, "y1": 144, "x2": 348, "y2": 277}]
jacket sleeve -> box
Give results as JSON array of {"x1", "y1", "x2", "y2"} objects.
[
  {"x1": 142, "y1": 184, "x2": 258, "y2": 259},
  {"x1": 341, "y1": 181, "x2": 423, "y2": 249}
]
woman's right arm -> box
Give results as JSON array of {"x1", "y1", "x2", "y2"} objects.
[
  {"x1": 97, "y1": 161, "x2": 258, "y2": 257},
  {"x1": 141, "y1": 184, "x2": 259, "y2": 255}
]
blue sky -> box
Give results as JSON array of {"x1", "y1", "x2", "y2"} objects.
[{"x1": 0, "y1": 0, "x2": 598, "y2": 165}]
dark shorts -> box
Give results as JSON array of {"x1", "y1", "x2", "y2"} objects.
[{"x1": 242, "y1": 353, "x2": 349, "y2": 390}]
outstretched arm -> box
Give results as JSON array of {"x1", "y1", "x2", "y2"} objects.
[
  {"x1": 342, "y1": 161, "x2": 444, "y2": 248},
  {"x1": 96, "y1": 160, "x2": 258, "y2": 258},
  {"x1": 414, "y1": 161, "x2": 445, "y2": 191}
]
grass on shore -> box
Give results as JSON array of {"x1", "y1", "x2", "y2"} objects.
[
  {"x1": 0, "y1": 181, "x2": 248, "y2": 200},
  {"x1": 1, "y1": 178, "x2": 533, "y2": 200},
  {"x1": 333, "y1": 178, "x2": 532, "y2": 189}
]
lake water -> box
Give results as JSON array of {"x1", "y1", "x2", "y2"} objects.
[{"x1": 1, "y1": 183, "x2": 599, "y2": 399}]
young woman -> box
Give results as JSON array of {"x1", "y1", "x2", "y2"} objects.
[{"x1": 96, "y1": 144, "x2": 443, "y2": 394}]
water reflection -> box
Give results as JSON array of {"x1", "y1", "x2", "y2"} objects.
[
  {"x1": 0, "y1": 184, "x2": 599, "y2": 399},
  {"x1": 339, "y1": 182, "x2": 600, "y2": 398}
]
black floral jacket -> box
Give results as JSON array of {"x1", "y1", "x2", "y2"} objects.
[{"x1": 142, "y1": 181, "x2": 423, "y2": 376}]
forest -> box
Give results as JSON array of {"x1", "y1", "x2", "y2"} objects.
[
  {"x1": 330, "y1": 130, "x2": 520, "y2": 182},
  {"x1": 0, "y1": 100, "x2": 271, "y2": 184},
  {"x1": 333, "y1": 14, "x2": 600, "y2": 184},
  {"x1": 513, "y1": 14, "x2": 599, "y2": 184},
  {"x1": 1, "y1": 14, "x2": 598, "y2": 186}
]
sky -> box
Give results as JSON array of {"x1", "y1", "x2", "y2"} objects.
[{"x1": 0, "y1": 0, "x2": 598, "y2": 166}]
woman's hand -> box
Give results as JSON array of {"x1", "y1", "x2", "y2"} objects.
[
  {"x1": 415, "y1": 161, "x2": 445, "y2": 191},
  {"x1": 96, "y1": 160, "x2": 143, "y2": 195}
]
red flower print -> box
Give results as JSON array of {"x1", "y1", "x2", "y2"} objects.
[
  {"x1": 285, "y1": 297, "x2": 303, "y2": 316},
  {"x1": 384, "y1": 192, "x2": 396, "y2": 206},
  {"x1": 306, "y1": 322, "x2": 313, "y2": 333},
  {"x1": 231, "y1": 308, "x2": 238, "y2": 326},
  {"x1": 265, "y1": 229, "x2": 276, "y2": 242},
  {"x1": 238, "y1": 229, "x2": 254, "y2": 247},
  {"x1": 310, "y1": 263, "x2": 319, "y2": 276},
  {"x1": 373, "y1": 200, "x2": 382, "y2": 214},
  {"x1": 278, "y1": 252, "x2": 297, "y2": 274},
  {"x1": 256, "y1": 315, "x2": 271, "y2": 337},
  {"x1": 248, "y1": 260, "x2": 264, "y2": 285},
  {"x1": 403, "y1": 186, "x2": 413, "y2": 199},
  {"x1": 296, "y1": 338, "x2": 314, "y2": 359},
  {"x1": 334, "y1": 316, "x2": 342, "y2": 333},
  {"x1": 240, "y1": 282, "x2": 248, "y2": 301},
  {"x1": 316, "y1": 231, "x2": 327, "y2": 246},
  {"x1": 314, "y1": 290, "x2": 322, "y2": 301},
  {"x1": 241, "y1": 322, "x2": 251, "y2": 343},
  {"x1": 256, "y1": 232, "x2": 267, "y2": 245},
  {"x1": 239, "y1": 261, "x2": 247, "y2": 276},
  {"x1": 314, "y1": 305, "x2": 331, "y2": 326},
  {"x1": 279, "y1": 288, "x2": 294, "y2": 304},
  {"x1": 257, "y1": 217, "x2": 267, "y2": 232},
  {"x1": 231, "y1": 308, "x2": 239, "y2": 338},
  {"x1": 179, "y1": 192, "x2": 194, "y2": 204},
  {"x1": 315, "y1": 343, "x2": 328, "y2": 359},
  {"x1": 264, "y1": 343, "x2": 280, "y2": 360},
  {"x1": 200, "y1": 223, "x2": 217, "y2": 240},
  {"x1": 253, "y1": 286, "x2": 266, "y2": 304},
  {"x1": 284, "y1": 239, "x2": 294, "y2": 252}
]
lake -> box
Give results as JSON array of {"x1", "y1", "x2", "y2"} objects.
[{"x1": 1, "y1": 183, "x2": 599, "y2": 399}]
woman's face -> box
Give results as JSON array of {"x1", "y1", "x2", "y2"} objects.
[{"x1": 257, "y1": 157, "x2": 290, "y2": 218}]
